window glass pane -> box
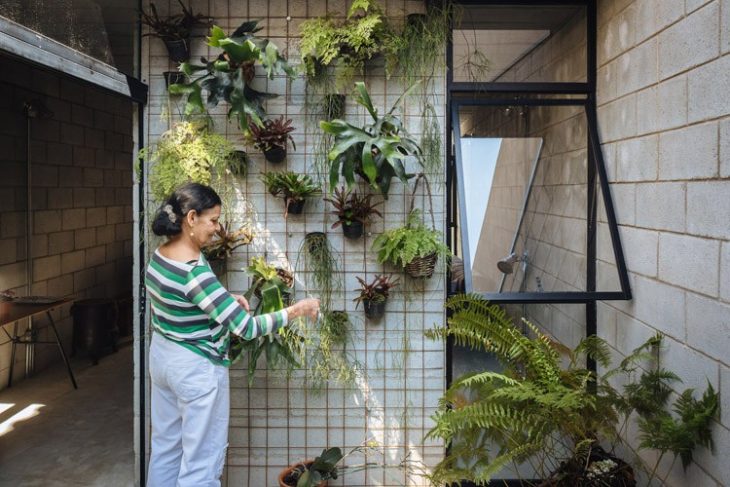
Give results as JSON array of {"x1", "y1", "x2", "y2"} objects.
[{"x1": 452, "y1": 4, "x2": 587, "y2": 83}]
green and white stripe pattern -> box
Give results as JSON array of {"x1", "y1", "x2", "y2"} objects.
[{"x1": 146, "y1": 249, "x2": 288, "y2": 366}]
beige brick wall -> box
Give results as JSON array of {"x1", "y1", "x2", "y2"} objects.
[
  {"x1": 0, "y1": 55, "x2": 134, "y2": 391},
  {"x1": 484, "y1": 1, "x2": 730, "y2": 485}
]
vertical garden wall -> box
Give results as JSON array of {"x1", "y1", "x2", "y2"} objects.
[{"x1": 140, "y1": 1, "x2": 447, "y2": 485}]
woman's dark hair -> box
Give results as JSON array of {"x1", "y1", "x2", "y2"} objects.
[{"x1": 152, "y1": 183, "x2": 222, "y2": 237}]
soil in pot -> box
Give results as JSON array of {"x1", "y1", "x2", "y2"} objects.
[
  {"x1": 163, "y1": 38, "x2": 190, "y2": 63},
  {"x1": 279, "y1": 461, "x2": 328, "y2": 487},
  {"x1": 364, "y1": 298, "x2": 386, "y2": 320},
  {"x1": 342, "y1": 220, "x2": 363, "y2": 239},
  {"x1": 264, "y1": 146, "x2": 287, "y2": 163}
]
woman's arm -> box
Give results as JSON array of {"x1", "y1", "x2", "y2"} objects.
[
  {"x1": 185, "y1": 266, "x2": 320, "y2": 340},
  {"x1": 185, "y1": 266, "x2": 288, "y2": 340}
]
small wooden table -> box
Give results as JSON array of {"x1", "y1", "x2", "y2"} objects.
[{"x1": 0, "y1": 298, "x2": 77, "y2": 389}]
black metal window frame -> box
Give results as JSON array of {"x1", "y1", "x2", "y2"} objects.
[{"x1": 446, "y1": 0, "x2": 632, "y2": 305}]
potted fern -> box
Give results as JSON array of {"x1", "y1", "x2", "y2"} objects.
[
  {"x1": 353, "y1": 274, "x2": 399, "y2": 320},
  {"x1": 371, "y1": 209, "x2": 450, "y2": 278},
  {"x1": 320, "y1": 82, "x2": 423, "y2": 198},
  {"x1": 425, "y1": 295, "x2": 719, "y2": 486},
  {"x1": 249, "y1": 115, "x2": 296, "y2": 163},
  {"x1": 139, "y1": 121, "x2": 237, "y2": 201},
  {"x1": 324, "y1": 186, "x2": 382, "y2": 239},
  {"x1": 140, "y1": 0, "x2": 212, "y2": 62},
  {"x1": 261, "y1": 171, "x2": 321, "y2": 217},
  {"x1": 169, "y1": 20, "x2": 295, "y2": 135},
  {"x1": 298, "y1": 0, "x2": 400, "y2": 93}
]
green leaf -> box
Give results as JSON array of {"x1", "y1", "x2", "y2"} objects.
[
  {"x1": 207, "y1": 25, "x2": 228, "y2": 47},
  {"x1": 354, "y1": 81, "x2": 378, "y2": 120},
  {"x1": 219, "y1": 38, "x2": 259, "y2": 64}
]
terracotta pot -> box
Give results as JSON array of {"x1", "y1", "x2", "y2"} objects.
[{"x1": 278, "y1": 461, "x2": 328, "y2": 487}]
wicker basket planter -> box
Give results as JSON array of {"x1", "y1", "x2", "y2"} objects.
[{"x1": 404, "y1": 252, "x2": 438, "y2": 278}]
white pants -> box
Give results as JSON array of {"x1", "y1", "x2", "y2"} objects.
[{"x1": 147, "y1": 333, "x2": 229, "y2": 487}]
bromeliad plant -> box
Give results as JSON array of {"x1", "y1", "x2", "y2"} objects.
[
  {"x1": 261, "y1": 171, "x2": 321, "y2": 217},
  {"x1": 244, "y1": 256, "x2": 294, "y2": 304},
  {"x1": 324, "y1": 186, "x2": 382, "y2": 239},
  {"x1": 353, "y1": 274, "x2": 399, "y2": 320},
  {"x1": 170, "y1": 20, "x2": 295, "y2": 135},
  {"x1": 248, "y1": 115, "x2": 296, "y2": 163},
  {"x1": 320, "y1": 81, "x2": 423, "y2": 198},
  {"x1": 201, "y1": 222, "x2": 253, "y2": 262}
]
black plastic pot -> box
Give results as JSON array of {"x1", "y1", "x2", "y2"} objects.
[
  {"x1": 208, "y1": 258, "x2": 226, "y2": 277},
  {"x1": 71, "y1": 299, "x2": 119, "y2": 365},
  {"x1": 406, "y1": 13, "x2": 427, "y2": 28},
  {"x1": 287, "y1": 199, "x2": 306, "y2": 215},
  {"x1": 163, "y1": 71, "x2": 187, "y2": 88},
  {"x1": 342, "y1": 220, "x2": 363, "y2": 239},
  {"x1": 363, "y1": 299, "x2": 386, "y2": 320},
  {"x1": 264, "y1": 146, "x2": 287, "y2": 163},
  {"x1": 324, "y1": 94, "x2": 345, "y2": 120},
  {"x1": 163, "y1": 38, "x2": 190, "y2": 63}
]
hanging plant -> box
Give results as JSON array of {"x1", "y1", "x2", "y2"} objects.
[
  {"x1": 324, "y1": 186, "x2": 382, "y2": 239},
  {"x1": 320, "y1": 81, "x2": 423, "y2": 198},
  {"x1": 261, "y1": 171, "x2": 321, "y2": 217},
  {"x1": 296, "y1": 232, "x2": 341, "y2": 314},
  {"x1": 244, "y1": 256, "x2": 294, "y2": 304},
  {"x1": 169, "y1": 20, "x2": 295, "y2": 135},
  {"x1": 248, "y1": 115, "x2": 296, "y2": 163},
  {"x1": 298, "y1": 0, "x2": 400, "y2": 92},
  {"x1": 200, "y1": 222, "x2": 254, "y2": 276},
  {"x1": 139, "y1": 121, "x2": 237, "y2": 201},
  {"x1": 140, "y1": 0, "x2": 213, "y2": 62},
  {"x1": 353, "y1": 274, "x2": 399, "y2": 320}
]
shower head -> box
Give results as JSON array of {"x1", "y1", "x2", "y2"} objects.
[{"x1": 497, "y1": 251, "x2": 528, "y2": 274}]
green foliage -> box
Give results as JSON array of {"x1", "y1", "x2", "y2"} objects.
[
  {"x1": 353, "y1": 274, "x2": 399, "y2": 306},
  {"x1": 371, "y1": 210, "x2": 450, "y2": 268},
  {"x1": 140, "y1": 0, "x2": 212, "y2": 41},
  {"x1": 305, "y1": 310, "x2": 360, "y2": 391},
  {"x1": 200, "y1": 222, "x2": 253, "y2": 262},
  {"x1": 425, "y1": 295, "x2": 720, "y2": 485},
  {"x1": 292, "y1": 447, "x2": 344, "y2": 487},
  {"x1": 323, "y1": 186, "x2": 382, "y2": 228},
  {"x1": 248, "y1": 115, "x2": 296, "y2": 152},
  {"x1": 296, "y1": 232, "x2": 340, "y2": 313},
  {"x1": 261, "y1": 171, "x2": 321, "y2": 217},
  {"x1": 139, "y1": 121, "x2": 236, "y2": 201},
  {"x1": 320, "y1": 82, "x2": 423, "y2": 198},
  {"x1": 233, "y1": 257, "x2": 300, "y2": 386},
  {"x1": 298, "y1": 0, "x2": 399, "y2": 91},
  {"x1": 169, "y1": 20, "x2": 295, "y2": 134}
]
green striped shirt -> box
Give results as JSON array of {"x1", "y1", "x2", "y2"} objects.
[{"x1": 145, "y1": 248, "x2": 288, "y2": 366}]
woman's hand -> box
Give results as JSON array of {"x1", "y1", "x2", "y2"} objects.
[
  {"x1": 287, "y1": 298, "x2": 320, "y2": 320},
  {"x1": 231, "y1": 294, "x2": 250, "y2": 312}
]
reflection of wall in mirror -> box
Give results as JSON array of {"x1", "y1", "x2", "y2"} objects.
[{"x1": 472, "y1": 138, "x2": 542, "y2": 292}]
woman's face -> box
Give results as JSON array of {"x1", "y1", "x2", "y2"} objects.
[{"x1": 189, "y1": 205, "x2": 221, "y2": 246}]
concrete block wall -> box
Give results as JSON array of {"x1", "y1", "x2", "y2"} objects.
[
  {"x1": 481, "y1": 1, "x2": 729, "y2": 484},
  {"x1": 595, "y1": 1, "x2": 730, "y2": 485},
  {"x1": 141, "y1": 1, "x2": 445, "y2": 486},
  {"x1": 0, "y1": 55, "x2": 134, "y2": 391}
]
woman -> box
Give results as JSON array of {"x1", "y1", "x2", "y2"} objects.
[{"x1": 145, "y1": 183, "x2": 319, "y2": 487}]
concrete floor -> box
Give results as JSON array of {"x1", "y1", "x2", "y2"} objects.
[{"x1": 0, "y1": 343, "x2": 134, "y2": 486}]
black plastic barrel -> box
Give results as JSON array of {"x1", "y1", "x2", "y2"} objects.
[{"x1": 71, "y1": 299, "x2": 119, "y2": 365}]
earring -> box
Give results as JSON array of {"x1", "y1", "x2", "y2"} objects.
[{"x1": 190, "y1": 231, "x2": 194, "y2": 237}]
